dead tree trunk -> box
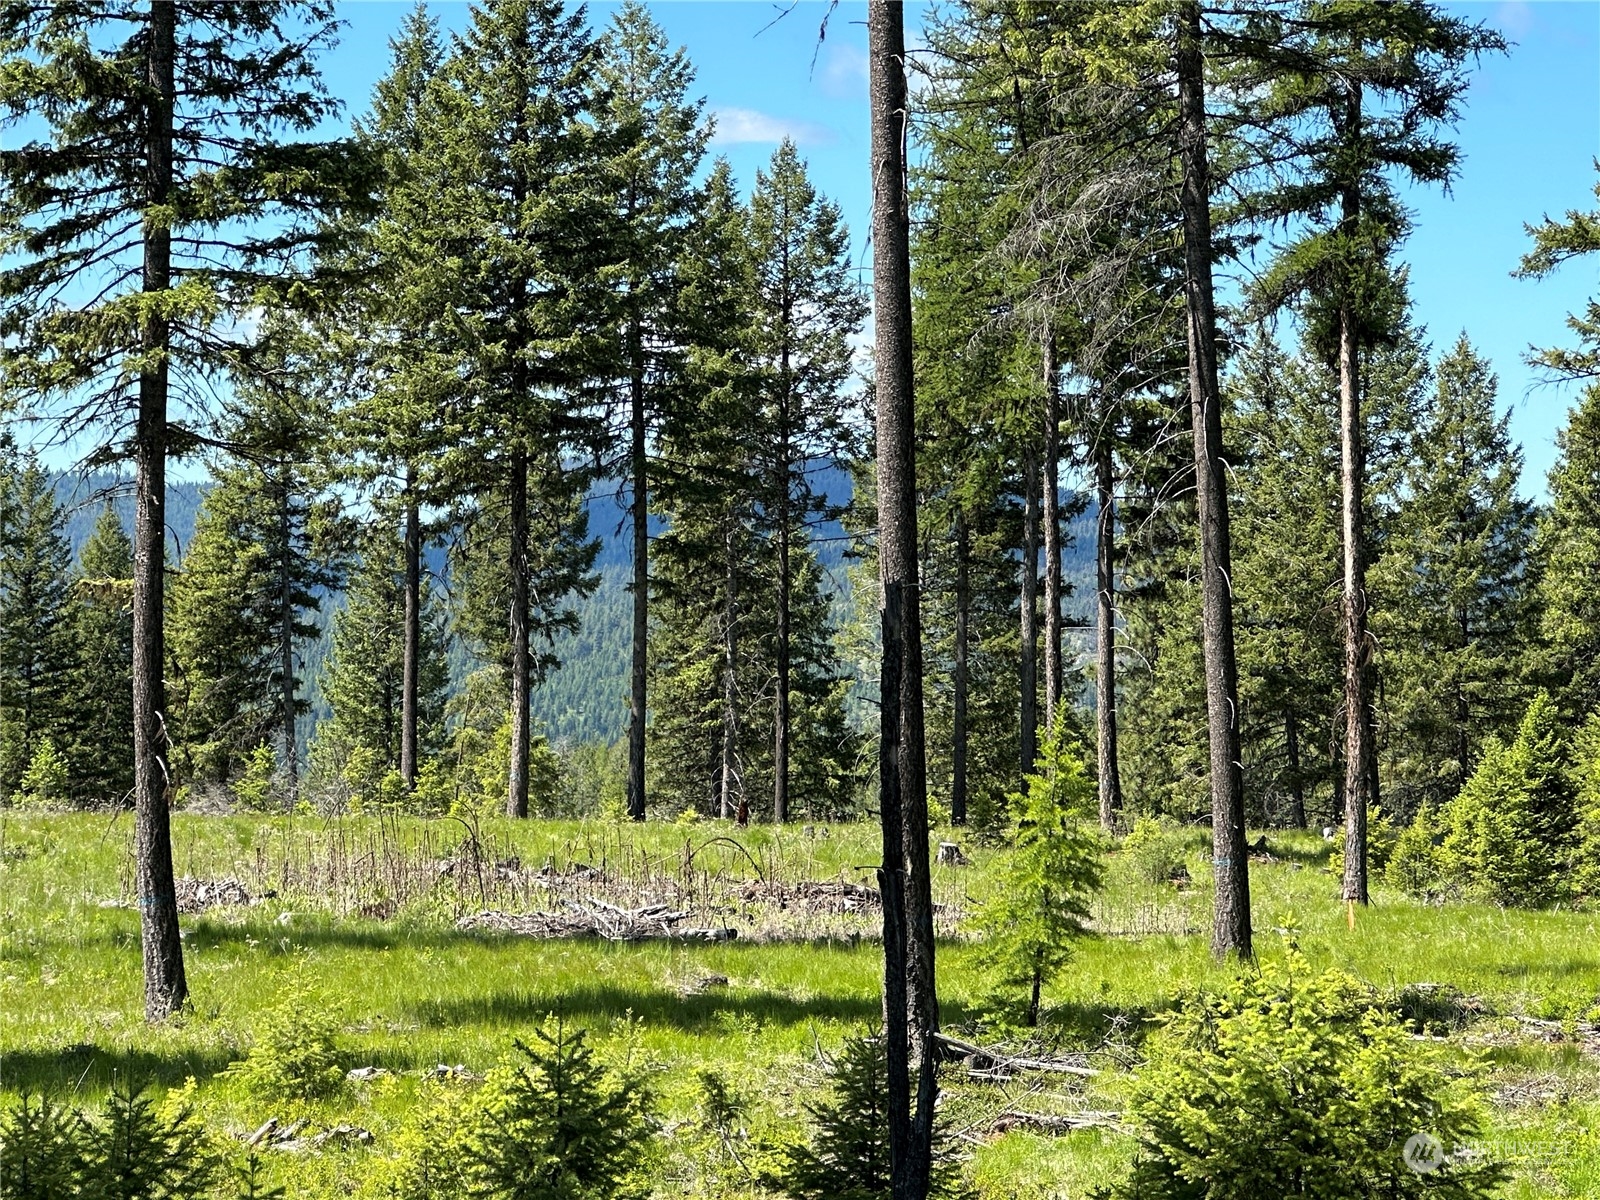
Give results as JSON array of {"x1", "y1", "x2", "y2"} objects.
[
  {"x1": 870, "y1": 2, "x2": 938, "y2": 1192},
  {"x1": 1177, "y1": 0, "x2": 1251, "y2": 960},
  {"x1": 134, "y1": 0, "x2": 187, "y2": 1022},
  {"x1": 1285, "y1": 710, "x2": 1306, "y2": 829}
]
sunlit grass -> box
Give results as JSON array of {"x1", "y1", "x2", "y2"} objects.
[{"x1": 6, "y1": 813, "x2": 1600, "y2": 1195}]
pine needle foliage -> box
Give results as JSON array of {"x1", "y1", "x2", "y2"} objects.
[
  {"x1": 776, "y1": 1031, "x2": 970, "y2": 1200},
  {"x1": 975, "y1": 717, "x2": 1105, "y2": 1025},
  {"x1": 463, "y1": 1019, "x2": 653, "y2": 1200},
  {"x1": 1108, "y1": 946, "x2": 1504, "y2": 1200}
]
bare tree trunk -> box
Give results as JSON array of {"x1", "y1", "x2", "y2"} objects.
[
  {"x1": 952, "y1": 510, "x2": 970, "y2": 827},
  {"x1": 628, "y1": 315, "x2": 648, "y2": 822},
  {"x1": 870, "y1": 2, "x2": 938, "y2": 1193},
  {"x1": 1285, "y1": 710, "x2": 1306, "y2": 829},
  {"x1": 1339, "y1": 81, "x2": 1373, "y2": 907},
  {"x1": 774, "y1": 483, "x2": 790, "y2": 824},
  {"x1": 135, "y1": 0, "x2": 187, "y2": 1022},
  {"x1": 401, "y1": 473, "x2": 420, "y2": 789},
  {"x1": 1043, "y1": 335, "x2": 1064, "y2": 728},
  {"x1": 1019, "y1": 444, "x2": 1040, "y2": 782},
  {"x1": 506, "y1": 447, "x2": 530, "y2": 819},
  {"x1": 1177, "y1": 0, "x2": 1251, "y2": 961},
  {"x1": 1094, "y1": 437, "x2": 1122, "y2": 830},
  {"x1": 720, "y1": 525, "x2": 739, "y2": 821},
  {"x1": 278, "y1": 474, "x2": 297, "y2": 802}
]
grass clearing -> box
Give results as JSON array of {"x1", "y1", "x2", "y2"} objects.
[{"x1": 5, "y1": 814, "x2": 1600, "y2": 1196}]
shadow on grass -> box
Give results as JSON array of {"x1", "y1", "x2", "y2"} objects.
[
  {"x1": 403, "y1": 980, "x2": 882, "y2": 1033},
  {"x1": 1258, "y1": 835, "x2": 1335, "y2": 868},
  {"x1": 182, "y1": 915, "x2": 934, "y2": 957},
  {"x1": 0, "y1": 1043, "x2": 236, "y2": 1097}
]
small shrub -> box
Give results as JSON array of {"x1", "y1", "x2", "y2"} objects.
[
  {"x1": 18, "y1": 738, "x2": 68, "y2": 809},
  {"x1": 463, "y1": 1019, "x2": 653, "y2": 1200},
  {"x1": 0, "y1": 1084, "x2": 216, "y2": 1200},
  {"x1": 776, "y1": 1032, "x2": 971, "y2": 1200},
  {"x1": 1105, "y1": 946, "x2": 1504, "y2": 1200},
  {"x1": 974, "y1": 718, "x2": 1104, "y2": 1025},
  {"x1": 1120, "y1": 817, "x2": 1191, "y2": 887},
  {"x1": 1388, "y1": 803, "x2": 1447, "y2": 896},
  {"x1": 233, "y1": 743, "x2": 280, "y2": 813},
  {"x1": 381, "y1": 1085, "x2": 475, "y2": 1200},
  {"x1": 227, "y1": 988, "x2": 346, "y2": 1103}
]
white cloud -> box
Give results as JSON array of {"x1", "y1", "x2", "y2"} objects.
[
  {"x1": 710, "y1": 106, "x2": 834, "y2": 146},
  {"x1": 819, "y1": 43, "x2": 869, "y2": 99}
]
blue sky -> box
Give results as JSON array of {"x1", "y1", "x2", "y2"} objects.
[{"x1": 321, "y1": 0, "x2": 1599, "y2": 496}]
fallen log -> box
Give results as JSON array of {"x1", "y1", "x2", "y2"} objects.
[{"x1": 934, "y1": 1032, "x2": 1100, "y2": 1079}]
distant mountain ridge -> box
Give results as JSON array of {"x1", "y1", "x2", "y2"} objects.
[{"x1": 48, "y1": 467, "x2": 1099, "y2": 748}]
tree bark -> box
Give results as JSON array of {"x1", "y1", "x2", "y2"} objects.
[
  {"x1": 506, "y1": 447, "x2": 531, "y2": 819},
  {"x1": 1176, "y1": 0, "x2": 1251, "y2": 960},
  {"x1": 720, "y1": 523, "x2": 739, "y2": 821},
  {"x1": 628, "y1": 313, "x2": 648, "y2": 822},
  {"x1": 1094, "y1": 436, "x2": 1122, "y2": 830},
  {"x1": 1019, "y1": 443, "x2": 1040, "y2": 782},
  {"x1": 278, "y1": 471, "x2": 297, "y2": 802},
  {"x1": 401, "y1": 474, "x2": 420, "y2": 789},
  {"x1": 1042, "y1": 334, "x2": 1064, "y2": 729},
  {"x1": 774, "y1": 479, "x2": 790, "y2": 825},
  {"x1": 1339, "y1": 81, "x2": 1372, "y2": 907},
  {"x1": 1285, "y1": 709, "x2": 1306, "y2": 829},
  {"x1": 952, "y1": 509, "x2": 970, "y2": 827},
  {"x1": 135, "y1": 0, "x2": 187, "y2": 1022},
  {"x1": 869, "y1": 2, "x2": 938, "y2": 1194}
]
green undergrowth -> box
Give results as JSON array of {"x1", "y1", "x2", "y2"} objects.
[{"x1": 5, "y1": 815, "x2": 1600, "y2": 1196}]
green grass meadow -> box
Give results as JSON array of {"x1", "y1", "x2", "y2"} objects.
[{"x1": 5, "y1": 813, "x2": 1600, "y2": 1197}]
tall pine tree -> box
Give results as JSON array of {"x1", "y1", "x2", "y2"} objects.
[
  {"x1": 68, "y1": 506, "x2": 137, "y2": 808},
  {"x1": 0, "y1": 0, "x2": 374, "y2": 1019},
  {"x1": 0, "y1": 457, "x2": 76, "y2": 801}
]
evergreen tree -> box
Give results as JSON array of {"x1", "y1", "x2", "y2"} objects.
[
  {"x1": 745, "y1": 139, "x2": 868, "y2": 824},
  {"x1": 1515, "y1": 166, "x2": 1600, "y2": 384},
  {"x1": 67, "y1": 505, "x2": 136, "y2": 808},
  {"x1": 777, "y1": 1032, "x2": 971, "y2": 1200},
  {"x1": 975, "y1": 719, "x2": 1104, "y2": 1026},
  {"x1": 1534, "y1": 384, "x2": 1600, "y2": 717},
  {"x1": 167, "y1": 372, "x2": 345, "y2": 796},
  {"x1": 426, "y1": 0, "x2": 612, "y2": 818},
  {"x1": 647, "y1": 159, "x2": 764, "y2": 821},
  {"x1": 0, "y1": 456, "x2": 76, "y2": 802},
  {"x1": 464, "y1": 1022, "x2": 653, "y2": 1200},
  {"x1": 1228, "y1": 335, "x2": 1344, "y2": 829},
  {"x1": 593, "y1": 0, "x2": 710, "y2": 823},
  {"x1": 1438, "y1": 692, "x2": 1578, "y2": 905},
  {"x1": 1247, "y1": 0, "x2": 1504, "y2": 905},
  {"x1": 318, "y1": 526, "x2": 450, "y2": 786},
  {"x1": 1381, "y1": 336, "x2": 1537, "y2": 811},
  {"x1": 0, "y1": 0, "x2": 374, "y2": 1019},
  {"x1": 337, "y1": 3, "x2": 453, "y2": 792}
]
